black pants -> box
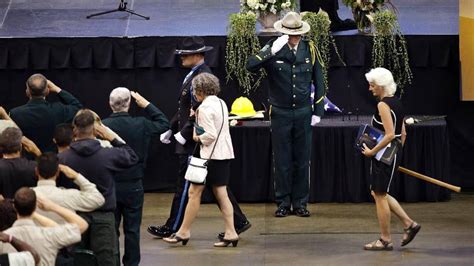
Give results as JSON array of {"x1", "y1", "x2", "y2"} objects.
[
  {"x1": 165, "y1": 154, "x2": 248, "y2": 231},
  {"x1": 78, "y1": 211, "x2": 118, "y2": 266},
  {"x1": 115, "y1": 179, "x2": 144, "y2": 266}
]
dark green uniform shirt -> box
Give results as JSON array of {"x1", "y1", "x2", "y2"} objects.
[
  {"x1": 247, "y1": 38, "x2": 325, "y2": 116},
  {"x1": 102, "y1": 104, "x2": 170, "y2": 182}
]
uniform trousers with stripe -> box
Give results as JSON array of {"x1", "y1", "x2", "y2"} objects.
[{"x1": 165, "y1": 154, "x2": 248, "y2": 232}]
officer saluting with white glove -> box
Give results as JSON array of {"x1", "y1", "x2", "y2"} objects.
[{"x1": 247, "y1": 12, "x2": 325, "y2": 218}]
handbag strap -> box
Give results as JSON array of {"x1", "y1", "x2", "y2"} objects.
[{"x1": 193, "y1": 98, "x2": 225, "y2": 159}]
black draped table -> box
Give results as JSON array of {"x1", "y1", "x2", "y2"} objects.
[{"x1": 225, "y1": 116, "x2": 450, "y2": 203}]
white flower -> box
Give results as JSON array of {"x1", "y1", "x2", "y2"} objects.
[
  {"x1": 259, "y1": 3, "x2": 268, "y2": 10},
  {"x1": 246, "y1": 0, "x2": 259, "y2": 9},
  {"x1": 270, "y1": 5, "x2": 277, "y2": 14},
  {"x1": 267, "y1": 0, "x2": 277, "y2": 4}
]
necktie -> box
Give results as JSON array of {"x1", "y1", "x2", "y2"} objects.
[
  {"x1": 289, "y1": 48, "x2": 296, "y2": 62},
  {"x1": 183, "y1": 70, "x2": 193, "y2": 84}
]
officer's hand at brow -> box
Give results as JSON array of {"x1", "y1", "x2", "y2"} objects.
[
  {"x1": 271, "y1": 35, "x2": 289, "y2": 55},
  {"x1": 131, "y1": 91, "x2": 150, "y2": 108}
]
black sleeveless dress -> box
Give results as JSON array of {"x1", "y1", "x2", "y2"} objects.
[{"x1": 369, "y1": 96, "x2": 405, "y2": 193}]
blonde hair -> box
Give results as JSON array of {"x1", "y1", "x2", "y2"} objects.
[{"x1": 365, "y1": 67, "x2": 397, "y2": 96}]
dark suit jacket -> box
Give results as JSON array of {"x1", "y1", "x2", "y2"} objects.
[
  {"x1": 170, "y1": 63, "x2": 212, "y2": 155},
  {"x1": 9, "y1": 90, "x2": 82, "y2": 153},
  {"x1": 102, "y1": 104, "x2": 170, "y2": 182}
]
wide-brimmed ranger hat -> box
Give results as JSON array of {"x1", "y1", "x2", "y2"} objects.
[
  {"x1": 274, "y1": 12, "x2": 310, "y2": 35},
  {"x1": 175, "y1": 36, "x2": 213, "y2": 55}
]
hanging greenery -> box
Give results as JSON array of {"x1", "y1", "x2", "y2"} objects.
[
  {"x1": 302, "y1": 10, "x2": 345, "y2": 92},
  {"x1": 225, "y1": 12, "x2": 265, "y2": 95},
  {"x1": 371, "y1": 10, "x2": 412, "y2": 95}
]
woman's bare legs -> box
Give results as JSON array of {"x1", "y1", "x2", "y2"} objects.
[
  {"x1": 372, "y1": 191, "x2": 391, "y2": 242},
  {"x1": 213, "y1": 185, "x2": 238, "y2": 240},
  {"x1": 173, "y1": 183, "x2": 205, "y2": 239}
]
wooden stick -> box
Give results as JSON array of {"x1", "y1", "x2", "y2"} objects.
[{"x1": 398, "y1": 166, "x2": 461, "y2": 193}]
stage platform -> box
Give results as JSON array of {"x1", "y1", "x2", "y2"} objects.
[
  {"x1": 0, "y1": 0, "x2": 471, "y2": 193},
  {"x1": 0, "y1": 0, "x2": 459, "y2": 37}
]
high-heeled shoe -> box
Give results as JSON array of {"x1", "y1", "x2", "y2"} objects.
[
  {"x1": 214, "y1": 238, "x2": 239, "y2": 247},
  {"x1": 163, "y1": 233, "x2": 189, "y2": 246}
]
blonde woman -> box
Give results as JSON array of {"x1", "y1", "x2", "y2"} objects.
[
  {"x1": 163, "y1": 73, "x2": 239, "y2": 247},
  {"x1": 362, "y1": 68, "x2": 421, "y2": 250}
]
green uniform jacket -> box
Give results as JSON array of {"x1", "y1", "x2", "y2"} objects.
[
  {"x1": 246, "y1": 38, "x2": 325, "y2": 116},
  {"x1": 102, "y1": 104, "x2": 170, "y2": 182},
  {"x1": 10, "y1": 90, "x2": 82, "y2": 153}
]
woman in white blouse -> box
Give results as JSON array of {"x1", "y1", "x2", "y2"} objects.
[{"x1": 163, "y1": 73, "x2": 238, "y2": 247}]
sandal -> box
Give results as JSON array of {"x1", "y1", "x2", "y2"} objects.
[
  {"x1": 364, "y1": 238, "x2": 393, "y2": 251},
  {"x1": 401, "y1": 222, "x2": 421, "y2": 247}
]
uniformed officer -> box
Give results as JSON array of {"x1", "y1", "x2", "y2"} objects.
[
  {"x1": 247, "y1": 12, "x2": 325, "y2": 217},
  {"x1": 148, "y1": 36, "x2": 251, "y2": 239}
]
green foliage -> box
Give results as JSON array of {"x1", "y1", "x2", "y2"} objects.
[
  {"x1": 225, "y1": 13, "x2": 265, "y2": 95},
  {"x1": 342, "y1": 0, "x2": 394, "y2": 32},
  {"x1": 372, "y1": 10, "x2": 412, "y2": 95},
  {"x1": 302, "y1": 11, "x2": 345, "y2": 92}
]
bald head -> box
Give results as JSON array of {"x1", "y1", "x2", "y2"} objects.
[
  {"x1": 109, "y1": 87, "x2": 131, "y2": 112},
  {"x1": 26, "y1": 73, "x2": 48, "y2": 98}
]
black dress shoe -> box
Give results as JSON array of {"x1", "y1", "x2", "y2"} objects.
[
  {"x1": 275, "y1": 207, "x2": 291, "y2": 217},
  {"x1": 218, "y1": 221, "x2": 252, "y2": 240},
  {"x1": 147, "y1": 225, "x2": 173, "y2": 238},
  {"x1": 293, "y1": 208, "x2": 311, "y2": 217}
]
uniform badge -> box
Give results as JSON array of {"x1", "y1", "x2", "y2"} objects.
[{"x1": 261, "y1": 44, "x2": 270, "y2": 52}]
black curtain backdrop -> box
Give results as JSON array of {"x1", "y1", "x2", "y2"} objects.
[{"x1": 0, "y1": 35, "x2": 472, "y2": 197}]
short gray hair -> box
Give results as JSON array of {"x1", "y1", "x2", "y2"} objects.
[
  {"x1": 192, "y1": 73, "x2": 220, "y2": 96},
  {"x1": 109, "y1": 87, "x2": 131, "y2": 112},
  {"x1": 365, "y1": 67, "x2": 397, "y2": 96}
]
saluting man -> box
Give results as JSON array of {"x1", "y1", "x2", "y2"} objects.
[{"x1": 247, "y1": 12, "x2": 325, "y2": 217}]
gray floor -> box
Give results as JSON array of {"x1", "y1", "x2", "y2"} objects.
[
  {"x1": 135, "y1": 193, "x2": 474, "y2": 265},
  {"x1": 0, "y1": 0, "x2": 459, "y2": 37}
]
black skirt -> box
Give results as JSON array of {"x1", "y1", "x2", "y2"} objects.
[
  {"x1": 191, "y1": 159, "x2": 232, "y2": 186},
  {"x1": 370, "y1": 147, "x2": 403, "y2": 193}
]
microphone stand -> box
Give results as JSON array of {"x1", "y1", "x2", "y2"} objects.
[{"x1": 87, "y1": 0, "x2": 150, "y2": 20}]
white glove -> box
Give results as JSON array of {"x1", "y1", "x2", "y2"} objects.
[
  {"x1": 311, "y1": 115, "x2": 321, "y2": 126},
  {"x1": 174, "y1": 132, "x2": 186, "y2": 145},
  {"x1": 160, "y1": 129, "x2": 172, "y2": 144},
  {"x1": 271, "y1": 35, "x2": 289, "y2": 55}
]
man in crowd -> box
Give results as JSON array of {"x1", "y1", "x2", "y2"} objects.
[
  {"x1": 53, "y1": 123, "x2": 74, "y2": 154},
  {"x1": 1, "y1": 188, "x2": 88, "y2": 266},
  {"x1": 9, "y1": 74, "x2": 82, "y2": 153},
  {"x1": 247, "y1": 12, "x2": 325, "y2": 217},
  {"x1": 59, "y1": 109, "x2": 138, "y2": 266},
  {"x1": 0, "y1": 127, "x2": 37, "y2": 198},
  {"x1": 148, "y1": 36, "x2": 251, "y2": 240},
  {"x1": 33, "y1": 152, "x2": 105, "y2": 219},
  {"x1": 102, "y1": 88, "x2": 169, "y2": 266}
]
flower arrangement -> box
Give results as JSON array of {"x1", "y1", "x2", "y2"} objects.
[
  {"x1": 240, "y1": 0, "x2": 296, "y2": 15},
  {"x1": 302, "y1": 10, "x2": 345, "y2": 92},
  {"x1": 371, "y1": 10, "x2": 412, "y2": 95},
  {"x1": 342, "y1": 0, "x2": 395, "y2": 32},
  {"x1": 226, "y1": 12, "x2": 266, "y2": 94}
]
